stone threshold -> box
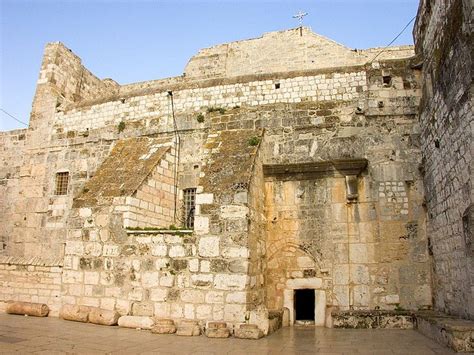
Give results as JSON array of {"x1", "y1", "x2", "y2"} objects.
[{"x1": 415, "y1": 311, "x2": 474, "y2": 353}]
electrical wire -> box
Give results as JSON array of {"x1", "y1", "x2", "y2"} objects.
[
  {"x1": 369, "y1": 16, "x2": 416, "y2": 63},
  {"x1": 0, "y1": 108, "x2": 28, "y2": 126}
]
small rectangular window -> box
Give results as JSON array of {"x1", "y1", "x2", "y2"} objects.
[
  {"x1": 183, "y1": 188, "x2": 196, "y2": 229},
  {"x1": 54, "y1": 172, "x2": 69, "y2": 195}
]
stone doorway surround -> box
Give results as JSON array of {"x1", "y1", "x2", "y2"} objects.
[{"x1": 283, "y1": 277, "x2": 327, "y2": 326}]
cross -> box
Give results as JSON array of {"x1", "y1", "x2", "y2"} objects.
[{"x1": 293, "y1": 10, "x2": 308, "y2": 26}]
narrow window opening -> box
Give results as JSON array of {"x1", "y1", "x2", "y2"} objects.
[
  {"x1": 463, "y1": 205, "x2": 473, "y2": 256},
  {"x1": 54, "y1": 172, "x2": 69, "y2": 195},
  {"x1": 183, "y1": 188, "x2": 196, "y2": 229},
  {"x1": 383, "y1": 75, "x2": 392, "y2": 86},
  {"x1": 294, "y1": 289, "x2": 315, "y2": 322},
  {"x1": 275, "y1": 83, "x2": 281, "y2": 89}
]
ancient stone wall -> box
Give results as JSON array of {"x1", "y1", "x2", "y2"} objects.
[
  {"x1": 0, "y1": 130, "x2": 27, "y2": 254},
  {"x1": 184, "y1": 27, "x2": 414, "y2": 79},
  {"x1": 414, "y1": 0, "x2": 473, "y2": 319},
  {"x1": 0, "y1": 27, "x2": 435, "y2": 329},
  {"x1": 0, "y1": 256, "x2": 63, "y2": 316}
]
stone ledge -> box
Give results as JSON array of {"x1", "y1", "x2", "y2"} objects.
[
  {"x1": 126, "y1": 229, "x2": 193, "y2": 235},
  {"x1": 0, "y1": 256, "x2": 63, "y2": 267},
  {"x1": 332, "y1": 310, "x2": 415, "y2": 329},
  {"x1": 415, "y1": 311, "x2": 474, "y2": 353}
]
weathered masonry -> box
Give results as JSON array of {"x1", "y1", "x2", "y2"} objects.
[{"x1": 0, "y1": 0, "x2": 472, "y2": 342}]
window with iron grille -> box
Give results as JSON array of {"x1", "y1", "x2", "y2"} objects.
[
  {"x1": 183, "y1": 188, "x2": 196, "y2": 229},
  {"x1": 54, "y1": 172, "x2": 69, "y2": 195}
]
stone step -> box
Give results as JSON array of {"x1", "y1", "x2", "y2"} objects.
[{"x1": 234, "y1": 324, "x2": 264, "y2": 339}]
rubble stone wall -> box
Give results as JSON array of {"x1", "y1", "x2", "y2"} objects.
[{"x1": 414, "y1": 0, "x2": 473, "y2": 319}]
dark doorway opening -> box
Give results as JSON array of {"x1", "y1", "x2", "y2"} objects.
[{"x1": 294, "y1": 289, "x2": 315, "y2": 321}]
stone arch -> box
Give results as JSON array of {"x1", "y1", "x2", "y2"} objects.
[{"x1": 265, "y1": 242, "x2": 323, "y2": 310}]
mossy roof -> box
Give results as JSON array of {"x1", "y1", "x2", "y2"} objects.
[
  {"x1": 201, "y1": 129, "x2": 263, "y2": 193},
  {"x1": 73, "y1": 137, "x2": 171, "y2": 207}
]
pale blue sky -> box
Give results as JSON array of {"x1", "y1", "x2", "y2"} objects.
[{"x1": 0, "y1": 0, "x2": 419, "y2": 131}]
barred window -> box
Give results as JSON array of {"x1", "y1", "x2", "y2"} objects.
[
  {"x1": 183, "y1": 188, "x2": 196, "y2": 229},
  {"x1": 54, "y1": 172, "x2": 69, "y2": 195}
]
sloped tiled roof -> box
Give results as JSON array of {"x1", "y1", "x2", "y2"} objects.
[{"x1": 73, "y1": 137, "x2": 171, "y2": 207}]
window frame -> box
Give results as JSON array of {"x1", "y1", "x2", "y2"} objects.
[
  {"x1": 54, "y1": 171, "x2": 69, "y2": 196},
  {"x1": 183, "y1": 188, "x2": 197, "y2": 229}
]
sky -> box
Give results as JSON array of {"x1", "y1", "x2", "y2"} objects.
[{"x1": 0, "y1": 0, "x2": 420, "y2": 131}]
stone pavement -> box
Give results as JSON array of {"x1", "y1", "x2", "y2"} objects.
[{"x1": 0, "y1": 314, "x2": 455, "y2": 354}]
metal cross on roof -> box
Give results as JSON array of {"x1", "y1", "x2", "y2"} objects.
[{"x1": 293, "y1": 10, "x2": 308, "y2": 26}]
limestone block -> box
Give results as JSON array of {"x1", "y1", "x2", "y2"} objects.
[
  {"x1": 350, "y1": 264, "x2": 370, "y2": 285},
  {"x1": 181, "y1": 289, "x2": 205, "y2": 303},
  {"x1": 353, "y1": 285, "x2": 370, "y2": 307},
  {"x1": 214, "y1": 274, "x2": 248, "y2": 290},
  {"x1": 196, "y1": 304, "x2": 212, "y2": 319},
  {"x1": 205, "y1": 291, "x2": 224, "y2": 304},
  {"x1": 142, "y1": 272, "x2": 159, "y2": 287},
  {"x1": 233, "y1": 191, "x2": 248, "y2": 204},
  {"x1": 196, "y1": 193, "x2": 213, "y2": 204},
  {"x1": 349, "y1": 243, "x2": 368, "y2": 263},
  {"x1": 176, "y1": 320, "x2": 201, "y2": 336},
  {"x1": 222, "y1": 247, "x2": 249, "y2": 258},
  {"x1": 234, "y1": 324, "x2": 264, "y2": 339},
  {"x1": 169, "y1": 245, "x2": 186, "y2": 258},
  {"x1": 198, "y1": 236, "x2": 219, "y2": 257},
  {"x1": 151, "y1": 244, "x2": 167, "y2": 257},
  {"x1": 150, "y1": 288, "x2": 167, "y2": 302},
  {"x1": 333, "y1": 264, "x2": 349, "y2": 285},
  {"x1": 381, "y1": 294, "x2": 400, "y2": 305},
  {"x1": 226, "y1": 292, "x2": 247, "y2": 304},
  {"x1": 151, "y1": 319, "x2": 176, "y2": 334},
  {"x1": 205, "y1": 322, "x2": 230, "y2": 338},
  {"x1": 220, "y1": 205, "x2": 249, "y2": 219},
  {"x1": 249, "y1": 306, "x2": 270, "y2": 334},
  {"x1": 60, "y1": 304, "x2": 91, "y2": 322},
  {"x1": 79, "y1": 208, "x2": 92, "y2": 218},
  {"x1": 191, "y1": 274, "x2": 213, "y2": 287},
  {"x1": 6, "y1": 301, "x2": 49, "y2": 317},
  {"x1": 194, "y1": 216, "x2": 209, "y2": 235},
  {"x1": 189, "y1": 259, "x2": 199, "y2": 272},
  {"x1": 118, "y1": 316, "x2": 154, "y2": 329},
  {"x1": 88, "y1": 308, "x2": 119, "y2": 326}
]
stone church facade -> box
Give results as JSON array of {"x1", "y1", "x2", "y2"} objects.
[{"x1": 0, "y1": 0, "x2": 472, "y2": 336}]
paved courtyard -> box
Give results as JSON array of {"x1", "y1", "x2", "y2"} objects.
[{"x1": 0, "y1": 314, "x2": 455, "y2": 354}]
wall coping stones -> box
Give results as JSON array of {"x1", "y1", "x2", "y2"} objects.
[
  {"x1": 126, "y1": 229, "x2": 193, "y2": 235},
  {"x1": 0, "y1": 256, "x2": 63, "y2": 267},
  {"x1": 264, "y1": 159, "x2": 368, "y2": 181}
]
